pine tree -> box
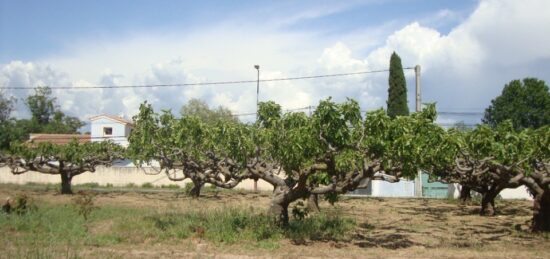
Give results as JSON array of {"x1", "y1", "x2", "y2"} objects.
[{"x1": 387, "y1": 52, "x2": 409, "y2": 118}]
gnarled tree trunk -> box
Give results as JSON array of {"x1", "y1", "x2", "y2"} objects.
[
  {"x1": 188, "y1": 179, "x2": 204, "y2": 198},
  {"x1": 269, "y1": 185, "x2": 291, "y2": 226},
  {"x1": 532, "y1": 191, "x2": 550, "y2": 232},
  {"x1": 60, "y1": 172, "x2": 73, "y2": 195},
  {"x1": 480, "y1": 191, "x2": 497, "y2": 216},
  {"x1": 459, "y1": 186, "x2": 472, "y2": 204},
  {"x1": 307, "y1": 194, "x2": 320, "y2": 212}
]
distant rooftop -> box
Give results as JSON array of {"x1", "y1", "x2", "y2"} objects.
[
  {"x1": 28, "y1": 134, "x2": 91, "y2": 145},
  {"x1": 89, "y1": 114, "x2": 133, "y2": 125}
]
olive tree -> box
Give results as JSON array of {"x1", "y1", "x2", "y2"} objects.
[
  {"x1": 431, "y1": 122, "x2": 535, "y2": 215},
  {"x1": 7, "y1": 140, "x2": 124, "y2": 194},
  {"x1": 129, "y1": 98, "x2": 444, "y2": 225},
  {"x1": 127, "y1": 102, "x2": 252, "y2": 198},
  {"x1": 519, "y1": 126, "x2": 550, "y2": 232},
  {"x1": 250, "y1": 99, "x2": 443, "y2": 225},
  {"x1": 428, "y1": 121, "x2": 550, "y2": 231}
]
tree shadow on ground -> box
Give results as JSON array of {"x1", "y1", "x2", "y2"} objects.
[
  {"x1": 354, "y1": 233, "x2": 419, "y2": 249},
  {"x1": 398, "y1": 206, "x2": 452, "y2": 221},
  {"x1": 496, "y1": 203, "x2": 532, "y2": 216}
]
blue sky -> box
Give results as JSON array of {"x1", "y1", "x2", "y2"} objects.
[
  {"x1": 1, "y1": 0, "x2": 475, "y2": 62},
  {"x1": 1, "y1": 0, "x2": 549, "y2": 126}
]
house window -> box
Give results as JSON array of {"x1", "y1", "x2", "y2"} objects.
[{"x1": 103, "y1": 127, "x2": 113, "y2": 136}]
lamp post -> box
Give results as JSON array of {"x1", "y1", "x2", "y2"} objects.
[
  {"x1": 414, "y1": 65, "x2": 422, "y2": 198},
  {"x1": 255, "y1": 65, "x2": 260, "y2": 120},
  {"x1": 254, "y1": 64, "x2": 260, "y2": 192}
]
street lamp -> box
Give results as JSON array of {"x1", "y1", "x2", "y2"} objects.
[
  {"x1": 254, "y1": 65, "x2": 260, "y2": 120},
  {"x1": 253, "y1": 65, "x2": 260, "y2": 192}
]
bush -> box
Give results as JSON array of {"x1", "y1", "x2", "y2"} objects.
[
  {"x1": 73, "y1": 192, "x2": 96, "y2": 221},
  {"x1": 3, "y1": 194, "x2": 37, "y2": 215}
]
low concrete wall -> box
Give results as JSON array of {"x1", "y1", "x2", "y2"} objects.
[
  {"x1": 0, "y1": 166, "x2": 534, "y2": 200},
  {"x1": 0, "y1": 166, "x2": 274, "y2": 191},
  {"x1": 448, "y1": 183, "x2": 532, "y2": 200},
  {"x1": 500, "y1": 186, "x2": 532, "y2": 200},
  {"x1": 370, "y1": 179, "x2": 416, "y2": 197}
]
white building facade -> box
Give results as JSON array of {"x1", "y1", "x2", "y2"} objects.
[{"x1": 90, "y1": 114, "x2": 133, "y2": 147}]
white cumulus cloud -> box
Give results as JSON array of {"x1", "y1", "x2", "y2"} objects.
[{"x1": 1, "y1": 0, "x2": 549, "y2": 127}]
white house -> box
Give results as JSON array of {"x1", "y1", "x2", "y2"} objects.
[{"x1": 89, "y1": 114, "x2": 133, "y2": 147}]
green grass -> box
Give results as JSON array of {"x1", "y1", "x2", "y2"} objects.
[
  {"x1": 141, "y1": 182, "x2": 154, "y2": 188},
  {"x1": 124, "y1": 183, "x2": 137, "y2": 188},
  {"x1": 74, "y1": 182, "x2": 101, "y2": 188},
  {"x1": 160, "y1": 184, "x2": 180, "y2": 189},
  {"x1": 0, "y1": 199, "x2": 356, "y2": 257}
]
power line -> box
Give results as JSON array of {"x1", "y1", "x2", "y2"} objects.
[
  {"x1": 1, "y1": 68, "x2": 404, "y2": 90},
  {"x1": 438, "y1": 111, "x2": 484, "y2": 116},
  {"x1": 233, "y1": 108, "x2": 484, "y2": 118}
]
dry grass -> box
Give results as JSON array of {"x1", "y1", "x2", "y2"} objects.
[{"x1": 1, "y1": 184, "x2": 549, "y2": 259}]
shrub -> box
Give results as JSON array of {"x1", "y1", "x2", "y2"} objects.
[
  {"x1": 3, "y1": 194, "x2": 37, "y2": 215},
  {"x1": 73, "y1": 192, "x2": 97, "y2": 221}
]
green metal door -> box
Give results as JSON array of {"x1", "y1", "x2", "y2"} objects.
[{"x1": 421, "y1": 172, "x2": 448, "y2": 198}]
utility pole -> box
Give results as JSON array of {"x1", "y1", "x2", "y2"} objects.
[
  {"x1": 254, "y1": 65, "x2": 260, "y2": 192},
  {"x1": 255, "y1": 65, "x2": 260, "y2": 119},
  {"x1": 415, "y1": 65, "x2": 421, "y2": 113},
  {"x1": 414, "y1": 65, "x2": 422, "y2": 198}
]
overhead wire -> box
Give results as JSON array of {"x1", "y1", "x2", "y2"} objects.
[
  {"x1": 3, "y1": 66, "x2": 483, "y2": 130},
  {"x1": 0, "y1": 68, "x2": 404, "y2": 90}
]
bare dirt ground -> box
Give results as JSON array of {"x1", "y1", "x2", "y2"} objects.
[{"x1": 1, "y1": 184, "x2": 549, "y2": 259}]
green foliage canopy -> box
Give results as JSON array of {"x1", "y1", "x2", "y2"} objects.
[
  {"x1": 7, "y1": 139, "x2": 124, "y2": 194},
  {"x1": 180, "y1": 98, "x2": 239, "y2": 125},
  {"x1": 1, "y1": 87, "x2": 85, "y2": 150},
  {"x1": 8, "y1": 140, "x2": 125, "y2": 175},
  {"x1": 128, "y1": 102, "x2": 252, "y2": 195},
  {"x1": 483, "y1": 78, "x2": 550, "y2": 130}
]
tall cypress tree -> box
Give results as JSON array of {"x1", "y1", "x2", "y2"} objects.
[{"x1": 387, "y1": 52, "x2": 409, "y2": 118}]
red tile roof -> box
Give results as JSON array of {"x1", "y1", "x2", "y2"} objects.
[{"x1": 28, "y1": 134, "x2": 91, "y2": 145}]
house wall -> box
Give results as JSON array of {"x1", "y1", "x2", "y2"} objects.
[
  {"x1": 0, "y1": 166, "x2": 274, "y2": 191},
  {"x1": 90, "y1": 118, "x2": 129, "y2": 147},
  {"x1": 370, "y1": 179, "x2": 416, "y2": 197},
  {"x1": 125, "y1": 124, "x2": 133, "y2": 140}
]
